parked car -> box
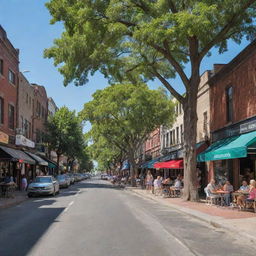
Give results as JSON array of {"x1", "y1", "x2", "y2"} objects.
[
  {"x1": 27, "y1": 176, "x2": 59, "y2": 197},
  {"x1": 67, "y1": 173, "x2": 75, "y2": 184},
  {"x1": 101, "y1": 174, "x2": 108, "y2": 180},
  {"x1": 56, "y1": 174, "x2": 70, "y2": 188},
  {"x1": 74, "y1": 173, "x2": 82, "y2": 182}
]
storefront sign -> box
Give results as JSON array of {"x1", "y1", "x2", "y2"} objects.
[
  {"x1": 240, "y1": 120, "x2": 256, "y2": 134},
  {"x1": 212, "y1": 116, "x2": 256, "y2": 142},
  {"x1": 15, "y1": 135, "x2": 35, "y2": 148},
  {"x1": 0, "y1": 131, "x2": 9, "y2": 144}
]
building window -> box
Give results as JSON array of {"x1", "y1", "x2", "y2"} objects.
[
  {"x1": 8, "y1": 104, "x2": 15, "y2": 129},
  {"x1": 176, "y1": 127, "x2": 179, "y2": 144},
  {"x1": 0, "y1": 59, "x2": 3, "y2": 75},
  {"x1": 170, "y1": 131, "x2": 173, "y2": 145},
  {"x1": 226, "y1": 86, "x2": 233, "y2": 122},
  {"x1": 20, "y1": 116, "x2": 24, "y2": 131},
  {"x1": 203, "y1": 111, "x2": 208, "y2": 137},
  {"x1": 26, "y1": 94, "x2": 29, "y2": 104},
  {"x1": 8, "y1": 69, "x2": 16, "y2": 85},
  {"x1": 166, "y1": 133, "x2": 169, "y2": 147},
  {"x1": 180, "y1": 124, "x2": 183, "y2": 143},
  {"x1": 173, "y1": 129, "x2": 175, "y2": 145},
  {"x1": 0, "y1": 97, "x2": 4, "y2": 124}
]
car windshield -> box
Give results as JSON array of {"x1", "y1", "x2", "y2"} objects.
[
  {"x1": 57, "y1": 175, "x2": 65, "y2": 180},
  {"x1": 34, "y1": 177, "x2": 52, "y2": 183}
]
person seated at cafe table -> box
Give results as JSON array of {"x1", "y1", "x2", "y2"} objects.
[
  {"x1": 222, "y1": 180, "x2": 234, "y2": 206},
  {"x1": 153, "y1": 176, "x2": 162, "y2": 195},
  {"x1": 206, "y1": 179, "x2": 217, "y2": 195},
  {"x1": 170, "y1": 176, "x2": 182, "y2": 196},
  {"x1": 237, "y1": 179, "x2": 256, "y2": 209}
]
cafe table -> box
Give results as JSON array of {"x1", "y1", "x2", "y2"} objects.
[
  {"x1": 0, "y1": 182, "x2": 16, "y2": 198},
  {"x1": 213, "y1": 190, "x2": 229, "y2": 206}
]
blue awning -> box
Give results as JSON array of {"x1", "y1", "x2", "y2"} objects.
[{"x1": 141, "y1": 157, "x2": 161, "y2": 169}]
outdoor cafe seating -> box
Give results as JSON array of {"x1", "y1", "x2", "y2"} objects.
[{"x1": 0, "y1": 182, "x2": 16, "y2": 198}]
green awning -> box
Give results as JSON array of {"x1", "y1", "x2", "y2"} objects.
[{"x1": 197, "y1": 131, "x2": 256, "y2": 162}]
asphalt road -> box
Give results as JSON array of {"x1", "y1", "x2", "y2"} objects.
[{"x1": 0, "y1": 178, "x2": 255, "y2": 256}]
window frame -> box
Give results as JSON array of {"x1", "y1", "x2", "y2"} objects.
[
  {"x1": 0, "y1": 59, "x2": 3, "y2": 76},
  {"x1": 8, "y1": 69, "x2": 16, "y2": 85},
  {"x1": 226, "y1": 86, "x2": 233, "y2": 123},
  {"x1": 0, "y1": 97, "x2": 4, "y2": 124},
  {"x1": 8, "y1": 104, "x2": 15, "y2": 130}
]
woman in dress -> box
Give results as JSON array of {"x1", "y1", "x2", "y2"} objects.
[{"x1": 145, "y1": 171, "x2": 153, "y2": 192}]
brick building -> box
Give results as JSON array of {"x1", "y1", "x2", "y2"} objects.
[
  {"x1": 144, "y1": 128, "x2": 161, "y2": 160},
  {"x1": 0, "y1": 25, "x2": 19, "y2": 145},
  {"x1": 17, "y1": 72, "x2": 34, "y2": 144},
  {"x1": 198, "y1": 41, "x2": 256, "y2": 189},
  {"x1": 31, "y1": 84, "x2": 48, "y2": 150}
]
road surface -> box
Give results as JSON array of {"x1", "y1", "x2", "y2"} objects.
[{"x1": 0, "y1": 178, "x2": 255, "y2": 256}]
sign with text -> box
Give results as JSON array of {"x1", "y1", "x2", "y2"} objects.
[
  {"x1": 15, "y1": 135, "x2": 35, "y2": 148},
  {"x1": 0, "y1": 131, "x2": 9, "y2": 144},
  {"x1": 240, "y1": 120, "x2": 256, "y2": 134}
]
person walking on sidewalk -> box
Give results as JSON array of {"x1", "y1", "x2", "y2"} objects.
[
  {"x1": 145, "y1": 171, "x2": 153, "y2": 192},
  {"x1": 21, "y1": 175, "x2": 28, "y2": 191}
]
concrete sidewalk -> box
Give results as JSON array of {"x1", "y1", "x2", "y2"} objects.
[
  {"x1": 0, "y1": 191, "x2": 27, "y2": 209},
  {"x1": 127, "y1": 187, "x2": 256, "y2": 243}
]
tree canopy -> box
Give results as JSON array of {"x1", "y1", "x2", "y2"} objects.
[
  {"x1": 80, "y1": 83, "x2": 174, "y2": 181},
  {"x1": 46, "y1": 106, "x2": 86, "y2": 170}
]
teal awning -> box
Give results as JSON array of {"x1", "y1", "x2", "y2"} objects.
[
  {"x1": 141, "y1": 157, "x2": 161, "y2": 169},
  {"x1": 197, "y1": 131, "x2": 256, "y2": 162}
]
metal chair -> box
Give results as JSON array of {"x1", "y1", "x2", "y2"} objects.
[{"x1": 204, "y1": 187, "x2": 220, "y2": 206}]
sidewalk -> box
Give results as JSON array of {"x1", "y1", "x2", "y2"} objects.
[
  {"x1": 127, "y1": 187, "x2": 256, "y2": 243},
  {"x1": 0, "y1": 191, "x2": 27, "y2": 209}
]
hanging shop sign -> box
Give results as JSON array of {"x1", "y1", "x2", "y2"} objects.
[
  {"x1": 15, "y1": 135, "x2": 35, "y2": 148},
  {"x1": 0, "y1": 131, "x2": 9, "y2": 144}
]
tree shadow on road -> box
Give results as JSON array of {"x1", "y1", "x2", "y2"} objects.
[{"x1": 0, "y1": 198, "x2": 65, "y2": 256}]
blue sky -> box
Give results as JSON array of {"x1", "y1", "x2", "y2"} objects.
[{"x1": 0, "y1": 0, "x2": 250, "y2": 132}]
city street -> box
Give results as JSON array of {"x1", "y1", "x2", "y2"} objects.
[{"x1": 0, "y1": 178, "x2": 255, "y2": 256}]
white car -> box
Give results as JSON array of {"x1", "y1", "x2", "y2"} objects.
[{"x1": 27, "y1": 176, "x2": 60, "y2": 197}]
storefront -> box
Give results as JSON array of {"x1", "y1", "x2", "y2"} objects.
[
  {"x1": 25, "y1": 151, "x2": 48, "y2": 176},
  {"x1": 0, "y1": 145, "x2": 35, "y2": 188},
  {"x1": 198, "y1": 128, "x2": 256, "y2": 189}
]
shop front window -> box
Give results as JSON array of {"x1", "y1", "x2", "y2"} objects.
[{"x1": 213, "y1": 160, "x2": 233, "y2": 186}]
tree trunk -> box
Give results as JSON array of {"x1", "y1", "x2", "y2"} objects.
[
  {"x1": 57, "y1": 154, "x2": 61, "y2": 175},
  {"x1": 182, "y1": 77, "x2": 200, "y2": 201},
  {"x1": 128, "y1": 152, "x2": 137, "y2": 187}
]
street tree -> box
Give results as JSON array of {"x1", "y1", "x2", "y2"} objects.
[
  {"x1": 88, "y1": 134, "x2": 126, "y2": 173},
  {"x1": 45, "y1": 0, "x2": 256, "y2": 200},
  {"x1": 46, "y1": 106, "x2": 84, "y2": 171},
  {"x1": 80, "y1": 83, "x2": 174, "y2": 185}
]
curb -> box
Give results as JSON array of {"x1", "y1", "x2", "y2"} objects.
[
  {"x1": 0, "y1": 196, "x2": 27, "y2": 209},
  {"x1": 126, "y1": 188, "x2": 256, "y2": 244}
]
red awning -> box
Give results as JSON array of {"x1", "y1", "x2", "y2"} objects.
[{"x1": 154, "y1": 160, "x2": 183, "y2": 169}]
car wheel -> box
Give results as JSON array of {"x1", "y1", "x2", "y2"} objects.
[
  {"x1": 28, "y1": 193, "x2": 33, "y2": 198},
  {"x1": 52, "y1": 189, "x2": 56, "y2": 197}
]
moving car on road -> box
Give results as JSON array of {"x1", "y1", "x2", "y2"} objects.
[
  {"x1": 56, "y1": 174, "x2": 70, "y2": 188},
  {"x1": 27, "y1": 176, "x2": 59, "y2": 197}
]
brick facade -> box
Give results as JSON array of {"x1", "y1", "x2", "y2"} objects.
[
  {"x1": 18, "y1": 73, "x2": 34, "y2": 140},
  {"x1": 210, "y1": 42, "x2": 256, "y2": 133},
  {"x1": 0, "y1": 26, "x2": 19, "y2": 144},
  {"x1": 31, "y1": 84, "x2": 48, "y2": 145},
  {"x1": 144, "y1": 128, "x2": 161, "y2": 159}
]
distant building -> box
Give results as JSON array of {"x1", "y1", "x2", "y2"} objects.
[
  {"x1": 144, "y1": 128, "x2": 161, "y2": 160},
  {"x1": 48, "y1": 97, "x2": 58, "y2": 117},
  {"x1": 31, "y1": 84, "x2": 48, "y2": 150},
  {"x1": 16, "y1": 72, "x2": 35, "y2": 148}
]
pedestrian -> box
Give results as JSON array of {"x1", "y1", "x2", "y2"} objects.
[
  {"x1": 145, "y1": 170, "x2": 153, "y2": 192},
  {"x1": 21, "y1": 175, "x2": 28, "y2": 191}
]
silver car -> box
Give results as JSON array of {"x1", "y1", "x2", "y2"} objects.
[{"x1": 27, "y1": 176, "x2": 60, "y2": 197}]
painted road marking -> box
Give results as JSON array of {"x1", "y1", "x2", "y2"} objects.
[{"x1": 64, "y1": 201, "x2": 74, "y2": 213}]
